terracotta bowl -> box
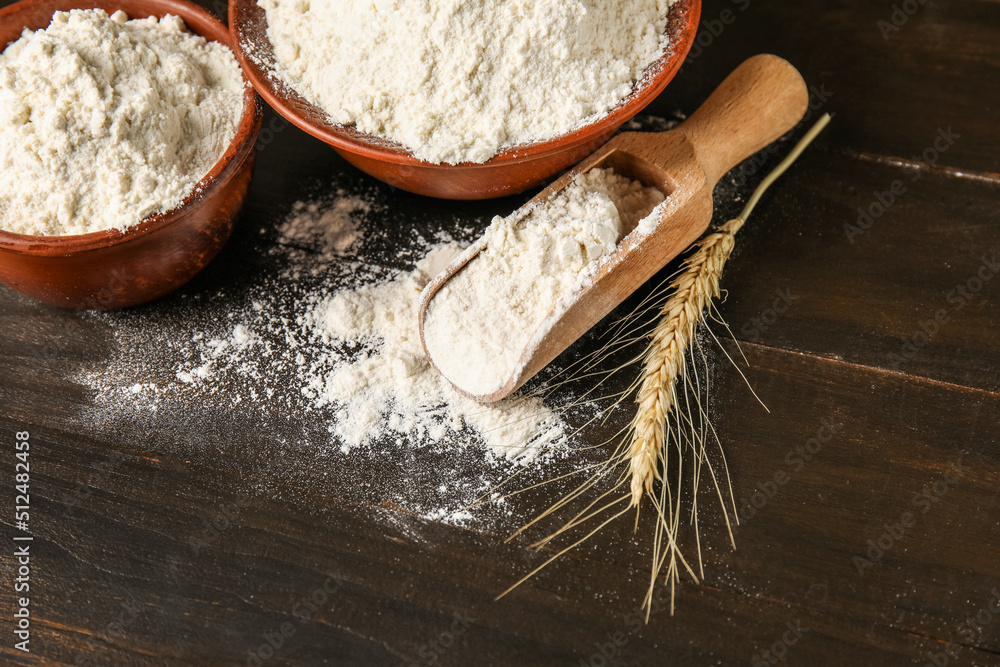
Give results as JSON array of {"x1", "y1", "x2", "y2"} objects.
[
  {"x1": 0, "y1": 0, "x2": 262, "y2": 310},
  {"x1": 230, "y1": 0, "x2": 700, "y2": 200}
]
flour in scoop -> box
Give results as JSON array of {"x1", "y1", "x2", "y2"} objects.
[
  {"x1": 0, "y1": 9, "x2": 244, "y2": 236},
  {"x1": 258, "y1": 0, "x2": 674, "y2": 164},
  {"x1": 423, "y1": 168, "x2": 664, "y2": 397}
]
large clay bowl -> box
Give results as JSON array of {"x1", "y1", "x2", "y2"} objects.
[
  {"x1": 0, "y1": 0, "x2": 262, "y2": 310},
  {"x1": 230, "y1": 0, "x2": 700, "y2": 200}
]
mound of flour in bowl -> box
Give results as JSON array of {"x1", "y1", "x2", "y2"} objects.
[
  {"x1": 259, "y1": 0, "x2": 673, "y2": 164},
  {"x1": 424, "y1": 168, "x2": 664, "y2": 396},
  {"x1": 0, "y1": 9, "x2": 244, "y2": 236}
]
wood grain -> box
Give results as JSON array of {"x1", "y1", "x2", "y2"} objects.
[{"x1": 1, "y1": 0, "x2": 999, "y2": 665}]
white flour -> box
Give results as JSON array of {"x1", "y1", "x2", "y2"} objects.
[
  {"x1": 258, "y1": 0, "x2": 673, "y2": 164},
  {"x1": 277, "y1": 197, "x2": 366, "y2": 260},
  {"x1": 424, "y1": 168, "x2": 664, "y2": 396},
  {"x1": 70, "y1": 115, "x2": 731, "y2": 528},
  {"x1": 0, "y1": 9, "x2": 244, "y2": 236}
]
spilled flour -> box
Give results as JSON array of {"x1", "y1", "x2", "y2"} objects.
[
  {"x1": 185, "y1": 196, "x2": 563, "y2": 459},
  {"x1": 277, "y1": 197, "x2": 367, "y2": 260},
  {"x1": 305, "y1": 244, "x2": 565, "y2": 457},
  {"x1": 80, "y1": 181, "x2": 590, "y2": 521}
]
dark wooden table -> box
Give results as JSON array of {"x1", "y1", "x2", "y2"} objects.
[{"x1": 2, "y1": 0, "x2": 999, "y2": 665}]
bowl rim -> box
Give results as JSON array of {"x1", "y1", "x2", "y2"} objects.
[
  {"x1": 0, "y1": 0, "x2": 261, "y2": 255},
  {"x1": 230, "y1": 0, "x2": 701, "y2": 169}
]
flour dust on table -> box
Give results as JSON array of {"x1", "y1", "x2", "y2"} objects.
[
  {"x1": 76, "y1": 114, "x2": 696, "y2": 527},
  {"x1": 76, "y1": 180, "x2": 610, "y2": 525}
]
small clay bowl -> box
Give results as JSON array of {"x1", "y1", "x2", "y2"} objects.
[
  {"x1": 0, "y1": 0, "x2": 262, "y2": 310},
  {"x1": 230, "y1": 0, "x2": 700, "y2": 200}
]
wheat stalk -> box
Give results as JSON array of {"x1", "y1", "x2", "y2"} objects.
[
  {"x1": 496, "y1": 114, "x2": 831, "y2": 617},
  {"x1": 628, "y1": 113, "x2": 831, "y2": 510},
  {"x1": 626, "y1": 114, "x2": 831, "y2": 614},
  {"x1": 628, "y1": 220, "x2": 737, "y2": 506}
]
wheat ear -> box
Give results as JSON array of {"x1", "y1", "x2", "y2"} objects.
[
  {"x1": 628, "y1": 222, "x2": 736, "y2": 505},
  {"x1": 493, "y1": 115, "x2": 831, "y2": 616},
  {"x1": 629, "y1": 113, "x2": 832, "y2": 508}
]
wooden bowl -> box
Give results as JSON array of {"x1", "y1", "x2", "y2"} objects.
[
  {"x1": 0, "y1": 0, "x2": 262, "y2": 310},
  {"x1": 230, "y1": 0, "x2": 700, "y2": 200}
]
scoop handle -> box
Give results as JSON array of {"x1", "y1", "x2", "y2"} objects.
[{"x1": 678, "y1": 54, "x2": 809, "y2": 187}]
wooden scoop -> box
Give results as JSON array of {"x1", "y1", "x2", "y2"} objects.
[{"x1": 419, "y1": 54, "x2": 809, "y2": 403}]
